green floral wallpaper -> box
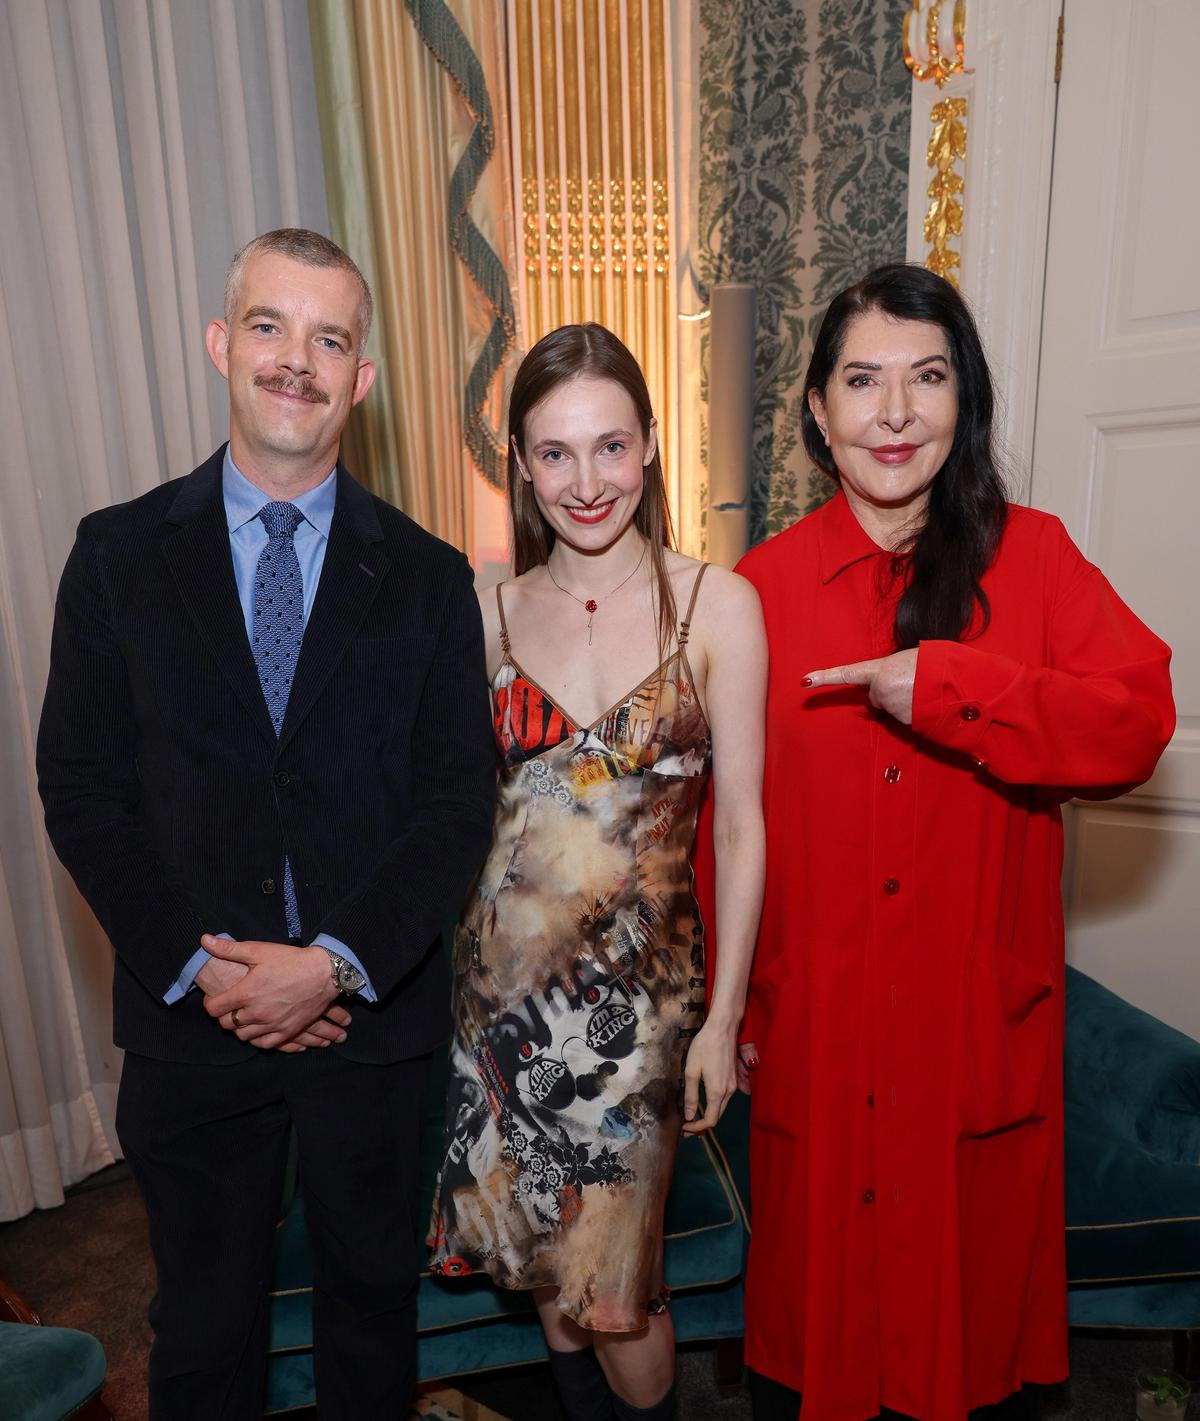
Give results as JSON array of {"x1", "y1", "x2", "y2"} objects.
[{"x1": 699, "y1": 0, "x2": 911, "y2": 543}]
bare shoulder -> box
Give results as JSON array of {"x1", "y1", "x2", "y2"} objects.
[{"x1": 669, "y1": 555, "x2": 762, "y2": 626}]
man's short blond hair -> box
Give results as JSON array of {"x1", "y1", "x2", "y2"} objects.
[{"x1": 223, "y1": 229, "x2": 373, "y2": 353}]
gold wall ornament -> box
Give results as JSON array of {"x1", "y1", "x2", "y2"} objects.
[
  {"x1": 903, "y1": 0, "x2": 968, "y2": 89},
  {"x1": 924, "y1": 96, "x2": 968, "y2": 286},
  {"x1": 903, "y1": 2, "x2": 971, "y2": 286},
  {"x1": 507, "y1": 0, "x2": 674, "y2": 475}
]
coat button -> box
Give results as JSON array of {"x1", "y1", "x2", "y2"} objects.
[
  {"x1": 862, "y1": 1189, "x2": 875, "y2": 1204},
  {"x1": 261, "y1": 879, "x2": 277, "y2": 895},
  {"x1": 274, "y1": 771, "x2": 291, "y2": 786},
  {"x1": 960, "y1": 705, "x2": 981, "y2": 721},
  {"x1": 883, "y1": 764, "x2": 901, "y2": 784},
  {"x1": 883, "y1": 877, "x2": 900, "y2": 895},
  {"x1": 867, "y1": 1092, "x2": 875, "y2": 1107}
]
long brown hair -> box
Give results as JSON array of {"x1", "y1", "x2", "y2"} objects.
[{"x1": 508, "y1": 323, "x2": 677, "y2": 654}]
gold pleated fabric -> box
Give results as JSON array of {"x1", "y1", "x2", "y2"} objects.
[
  {"x1": 508, "y1": 0, "x2": 677, "y2": 512},
  {"x1": 309, "y1": 1, "x2": 518, "y2": 551}
]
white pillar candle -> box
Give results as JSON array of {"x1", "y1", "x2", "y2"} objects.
[{"x1": 707, "y1": 282, "x2": 757, "y2": 568}]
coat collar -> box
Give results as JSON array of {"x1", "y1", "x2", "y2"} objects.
[{"x1": 816, "y1": 488, "x2": 891, "y2": 584}]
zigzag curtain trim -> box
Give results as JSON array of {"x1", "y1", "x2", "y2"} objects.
[{"x1": 404, "y1": 0, "x2": 516, "y2": 489}]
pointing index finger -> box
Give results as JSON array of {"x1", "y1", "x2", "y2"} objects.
[{"x1": 803, "y1": 658, "x2": 883, "y2": 689}]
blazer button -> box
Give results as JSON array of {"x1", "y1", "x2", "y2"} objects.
[
  {"x1": 882, "y1": 878, "x2": 900, "y2": 895},
  {"x1": 274, "y1": 771, "x2": 291, "y2": 786},
  {"x1": 960, "y1": 705, "x2": 981, "y2": 721},
  {"x1": 261, "y1": 879, "x2": 277, "y2": 895}
]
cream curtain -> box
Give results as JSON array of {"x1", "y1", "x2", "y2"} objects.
[
  {"x1": 0, "y1": 0, "x2": 329, "y2": 1220},
  {"x1": 309, "y1": 0, "x2": 520, "y2": 551}
]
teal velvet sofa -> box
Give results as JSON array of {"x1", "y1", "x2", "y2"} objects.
[
  {"x1": 266, "y1": 1051, "x2": 750, "y2": 1413},
  {"x1": 0, "y1": 1278, "x2": 112, "y2": 1421},
  {"x1": 1064, "y1": 964, "x2": 1200, "y2": 1342}
]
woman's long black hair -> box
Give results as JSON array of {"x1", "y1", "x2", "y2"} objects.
[{"x1": 800, "y1": 263, "x2": 1008, "y2": 649}]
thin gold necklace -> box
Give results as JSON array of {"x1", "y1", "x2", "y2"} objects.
[{"x1": 545, "y1": 544, "x2": 647, "y2": 645}]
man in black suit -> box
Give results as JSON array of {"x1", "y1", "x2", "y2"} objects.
[{"x1": 37, "y1": 229, "x2": 495, "y2": 1419}]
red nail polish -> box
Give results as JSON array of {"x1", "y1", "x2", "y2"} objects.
[
  {"x1": 747, "y1": 1057, "x2": 760, "y2": 1070},
  {"x1": 801, "y1": 677, "x2": 813, "y2": 687}
]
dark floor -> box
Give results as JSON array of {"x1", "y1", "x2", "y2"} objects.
[{"x1": 0, "y1": 1161, "x2": 1187, "y2": 1420}]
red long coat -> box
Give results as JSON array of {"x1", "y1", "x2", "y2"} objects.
[{"x1": 705, "y1": 492, "x2": 1174, "y2": 1421}]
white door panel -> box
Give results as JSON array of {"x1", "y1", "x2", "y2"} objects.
[{"x1": 1032, "y1": 0, "x2": 1200, "y2": 1036}]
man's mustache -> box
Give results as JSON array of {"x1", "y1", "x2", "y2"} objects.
[{"x1": 253, "y1": 374, "x2": 330, "y2": 405}]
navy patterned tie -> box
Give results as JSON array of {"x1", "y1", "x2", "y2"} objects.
[{"x1": 252, "y1": 501, "x2": 304, "y2": 937}]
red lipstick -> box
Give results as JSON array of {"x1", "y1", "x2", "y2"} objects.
[
  {"x1": 564, "y1": 500, "x2": 616, "y2": 525},
  {"x1": 868, "y1": 443, "x2": 919, "y2": 465}
]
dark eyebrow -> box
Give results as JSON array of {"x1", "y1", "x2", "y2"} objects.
[
  {"x1": 531, "y1": 428, "x2": 634, "y2": 450},
  {"x1": 841, "y1": 354, "x2": 949, "y2": 372},
  {"x1": 242, "y1": 308, "x2": 353, "y2": 347}
]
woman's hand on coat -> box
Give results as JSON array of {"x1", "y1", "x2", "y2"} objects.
[
  {"x1": 803, "y1": 648, "x2": 918, "y2": 725},
  {"x1": 736, "y1": 1041, "x2": 759, "y2": 1095},
  {"x1": 682, "y1": 1020, "x2": 739, "y2": 1135}
]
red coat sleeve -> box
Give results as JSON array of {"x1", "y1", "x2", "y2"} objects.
[{"x1": 912, "y1": 521, "x2": 1175, "y2": 793}]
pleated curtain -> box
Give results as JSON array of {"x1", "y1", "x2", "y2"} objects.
[
  {"x1": 0, "y1": 0, "x2": 330, "y2": 1220},
  {"x1": 309, "y1": 0, "x2": 521, "y2": 550}
]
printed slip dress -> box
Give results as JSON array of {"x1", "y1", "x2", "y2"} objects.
[{"x1": 428, "y1": 564, "x2": 712, "y2": 1331}]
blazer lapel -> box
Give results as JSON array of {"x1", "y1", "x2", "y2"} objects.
[
  {"x1": 161, "y1": 451, "x2": 276, "y2": 747},
  {"x1": 277, "y1": 468, "x2": 391, "y2": 753}
]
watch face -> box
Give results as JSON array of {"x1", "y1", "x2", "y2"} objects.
[{"x1": 338, "y1": 961, "x2": 365, "y2": 993}]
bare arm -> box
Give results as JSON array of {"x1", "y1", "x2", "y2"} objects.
[{"x1": 682, "y1": 569, "x2": 767, "y2": 1134}]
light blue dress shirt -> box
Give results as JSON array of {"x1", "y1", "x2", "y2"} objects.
[{"x1": 163, "y1": 449, "x2": 377, "y2": 1004}]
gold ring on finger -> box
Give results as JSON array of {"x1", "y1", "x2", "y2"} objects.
[{"x1": 232, "y1": 1009, "x2": 242, "y2": 1030}]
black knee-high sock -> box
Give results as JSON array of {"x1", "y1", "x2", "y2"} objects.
[
  {"x1": 547, "y1": 1345, "x2": 617, "y2": 1421},
  {"x1": 610, "y1": 1384, "x2": 676, "y2": 1420}
]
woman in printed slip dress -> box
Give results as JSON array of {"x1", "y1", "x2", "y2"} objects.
[
  {"x1": 428, "y1": 323, "x2": 767, "y2": 1420},
  {"x1": 724, "y1": 265, "x2": 1175, "y2": 1421}
]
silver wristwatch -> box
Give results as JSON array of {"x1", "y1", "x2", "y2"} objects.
[{"x1": 322, "y1": 948, "x2": 366, "y2": 996}]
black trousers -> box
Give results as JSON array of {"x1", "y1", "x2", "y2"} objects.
[
  {"x1": 748, "y1": 1369, "x2": 1040, "y2": 1420},
  {"x1": 117, "y1": 1047, "x2": 432, "y2": 1421}
]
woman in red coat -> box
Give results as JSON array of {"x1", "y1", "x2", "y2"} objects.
[{"x1": 734, "y1": 265, "x2": 1174, "y2": 1421}]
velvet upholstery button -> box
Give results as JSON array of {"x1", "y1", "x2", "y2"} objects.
[
  {"x1": 883, "y1": 764, "x2": 901, "y2": 783},
  {"x1": 862, "y1": 1189, "x2": 875, "y2": 1204},
  {"x1": 261, "y1": 879, "x2": 277, "y2": 895},
  {"x1": 960, "y1": 705, "x2": 981, "y2": 721},
  {"x1": 883, "y1": 878, "x2": 900, "y2": 895}
]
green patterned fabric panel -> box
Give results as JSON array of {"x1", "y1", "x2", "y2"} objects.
[{"x1": 699, "y1": 0, "x2": 911, "y2": 544}]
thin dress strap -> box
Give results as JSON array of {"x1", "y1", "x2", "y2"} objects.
[
  {"x1": 677, "y1": 563, "x2": 709, "y2": 647},
  {"x1": 495, "y1": 583, "x2": 512, "y2": 657}
]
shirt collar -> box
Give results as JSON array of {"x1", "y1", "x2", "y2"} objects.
[
  {"x1": 221, "y1": 447, "x2": 337, "y2": 539},
  {"x1": 817, "y1": 488, "x2": 891, "y2": 584}
]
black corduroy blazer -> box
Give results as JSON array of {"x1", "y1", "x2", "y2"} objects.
[{"x1": 37, "y1": 447, "x2": 496, "y2": 1065}]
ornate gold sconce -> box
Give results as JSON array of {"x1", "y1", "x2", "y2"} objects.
[
  {"x1": 902, "y1": 0, "x2": 967, "y2": 88},
  {"x1": 903, "y1": 1, "x2": 970, "y2": 287}
]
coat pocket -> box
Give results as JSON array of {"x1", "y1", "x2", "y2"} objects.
[{"x1": 957, "y1": 945, "x2": 1055, "y2": 1137}]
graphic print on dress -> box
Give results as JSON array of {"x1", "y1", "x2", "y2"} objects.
[
  {"x1": 429, "y1": 594, "x2": 713, "y2": 1322},
  {"x1": 431, "y1": 945, "x2": 662, "y2": 1275}
]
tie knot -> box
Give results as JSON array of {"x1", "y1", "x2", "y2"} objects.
[{"x1": 257, "y1": 501, "x2": 304, "y2": 541}]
